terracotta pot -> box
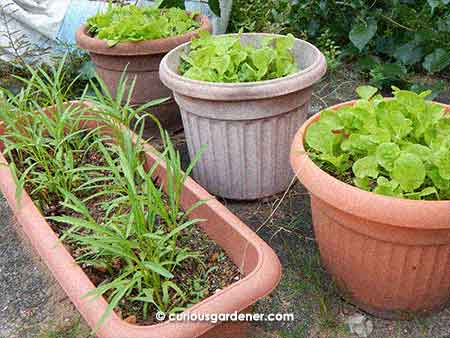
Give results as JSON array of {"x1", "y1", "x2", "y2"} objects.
[
  {"x1": 75, "y1": 14, "x2": 211, "y2": 132},
  {"x1": 290, "y1": 101, "x2": 450, "y2": 319},
  {"x1": 160, "y1": 33, "x2": 327, "y2": 200},
  {"x1": 0, "y1": 102, "x2": 282, "y2": 338}
]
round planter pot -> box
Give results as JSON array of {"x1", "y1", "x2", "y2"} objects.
[
  {"x1": 160, "y1": 33, "x2": 327, "y2": 200},
  {"x1": 290, "y1": 101, "x2": 450, "y2": 319},
  {"x1": 75, "y1": 14, "x2": 211, "y2": 132}
]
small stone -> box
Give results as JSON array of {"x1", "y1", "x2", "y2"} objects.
[
  {"x1": 346, "y1": 313, "x2": 374, "y2": 338},
  {"x1": 124, "y1": 315, "x2": 137, "y2": 324}
]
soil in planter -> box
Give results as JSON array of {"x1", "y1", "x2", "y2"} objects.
[{"x1": 8, "y1": 137, "x2": 241, "y2": 326}]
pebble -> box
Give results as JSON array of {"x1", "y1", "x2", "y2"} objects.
[{"x1": 346, "y1": 313, "x2": 374, "y2": 338}]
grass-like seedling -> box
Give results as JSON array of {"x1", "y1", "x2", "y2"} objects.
[
  {"x1": 0, "y1": 58, "x2": 237, "y2": 329},
  {"x1": 0, "y1": 56, "x2": 104, "y2": 209}
]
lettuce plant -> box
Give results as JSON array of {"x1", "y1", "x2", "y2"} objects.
[
  {"x1": 87, "y1": 5, "x2": 200, "y2": 47},
  {"x1": 179, "y1": 31, "x2": 298, "y2": 83},
  {"x1": 305, "y1": 86, "x2": 450, "y2": 200}
]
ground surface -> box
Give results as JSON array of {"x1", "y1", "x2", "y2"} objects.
[{"x1": 0, "y1": 67, "x2": 449, "y2": 338}]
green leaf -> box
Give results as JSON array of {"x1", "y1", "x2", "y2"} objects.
[
  {"x1": 306, "y1": 86, "x2": 448, "y2": 200},
  {"x1": 376, "y1": 102, "x2": 413, "y2": 140},
  {"x1": 392, "y1": 152, "x2": 426, "y2": 192},
  {"x1": 353, "y1": 156, "x2": 379, "y2": 179},
  {"x1": 180, "y1": 32, "x2": 297, "y2": 83},
  {"x1": 394, "y1": 41, "x2": 425, "y2": 65},
  {"x1": 428, "y1": 166, "x2": 450, "y2": 190},
  {"x1": 432, "y1": 147, "x2": 450, "y2": 179},
  {"x1": 354, "y1": 177, "x2": 371, "y2": 191},
  {"x1": 376, "y1": 142, "x2": 400, "y2": 171},
  {"x1": 208, "y1": 0, "x2": 221, "y2": 17},
  {"x1": 402, "y1": 144, "x2": 432, "y2": 162},
  {"x1": 158, "y1": 0, "x2": 185, "y2": 9},
  {"x1": 349, "y1": 18, "x2": 377, "y2": 52},
  {"x1": 87, "y1": 5, "x2": 199, "y2": 44},
  {"x1": 143, "y1": 261, "x2": 174, "y2": 279},
  {"x1": 356, "y1": 86, "x2": 378, "y2": 100},
  {"x1": 404, "y1": 187, "x2": 438, "y2": 200},
  {"x1": 374, "y1": 176, "x2": 400, "y2": 197},
  {"x1": 305, "y1": 120, "x2": 339, "y2": 155},
  {"x1": 423, "y1": 49, "x2": 450, "y2": 73}
]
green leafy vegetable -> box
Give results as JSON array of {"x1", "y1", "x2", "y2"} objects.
[
  {"x1": 87, "y1": 5, "x2": 200, "y2": 46},
  {"x1": 305, "y1": 86, "x2": 450, "y2": 200},
  {"x1": 179, "y1": 31, "x2": 298, "y2": 83}
]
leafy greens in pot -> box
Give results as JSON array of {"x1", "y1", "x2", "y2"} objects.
[
  {"x1": 305, "y1": 86, "x2": 450, "y2": 200},
  {"x1": 87, "y1": 5, "x2": 200, "y2": 47},
  {"x1": 179, "y1": 31, "x2": 299, "y2": 83}
]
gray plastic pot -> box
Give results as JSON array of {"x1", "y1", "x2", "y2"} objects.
[{"x1": 160, "y1": 33, "x2": 327, "y2": 200}]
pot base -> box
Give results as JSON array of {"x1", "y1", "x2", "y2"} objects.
[
  {"x1": 341, "y1": 295, "x2": 450, "y2": 320},
  {"x1": 135, "y1": 99, "x2": 183, "y2": 138},
  {"x1": 312, "y1": 196, "x2": 450, "y2": 320}
]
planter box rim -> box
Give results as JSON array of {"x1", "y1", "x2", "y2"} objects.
[
  {"x1": 75, "y1": 13, "x2": 211, "y2": 56},
  {"x1": 159, "y1": 33, "x2": 327, "y2": 101},
  {"x1": 0, "y1": 101, "x2": 282, "y2": 338},
  {"x1": 290, "y1": 100, "x2": 450, "y2": 230}
]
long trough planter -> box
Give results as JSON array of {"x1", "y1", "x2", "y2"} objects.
[{"x1": 0, "y1": 102, "x2": 282, "y2": 338}]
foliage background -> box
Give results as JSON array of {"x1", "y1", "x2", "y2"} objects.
[{"x1": 228, "y1": 0, "x2": 450, "y2": 89}]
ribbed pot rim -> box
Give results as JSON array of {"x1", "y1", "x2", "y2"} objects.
[
  {"x1": 159, "y1": 33, "x2": 327, "y2": 101},
  {"x1": 290, "y1": 100, "x2": 450, "y2": 230},
  {"x1": 75, "y1": 13, "x2": 210, "y2": 56}
]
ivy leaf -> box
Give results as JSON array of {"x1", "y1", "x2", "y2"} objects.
[
  {"x1": 392, "y1": 152, "x2": 426, "y2": 192},
  {"x1": 394, "y1": 41, "x2": 425, "y2": 65},
  {"x1": 158, "y1": 0, "x2": 185, "y2": 9},
  {"x1": 423, "y1": 49, "x2": 450, "y2": 73},
  {"x1": 208, "y1": 0, "x2": 221, "y2": 17},
  {"x1": 349, "y1": 18, "x2": 377, "y2": 52},
  {"x1": 353, "y1": 156, "x2": 379, "y2": 179}
]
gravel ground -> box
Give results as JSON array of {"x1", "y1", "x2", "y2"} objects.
[{"x1": 0, "y1": 195, "x2": 90, "y2": 338}]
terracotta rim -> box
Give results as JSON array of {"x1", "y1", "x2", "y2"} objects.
[
  {"x1": 160, "y1": 33, "x2": 327, "y2": 101},
  {"x1": 0, "y1": 102, "x2": 282, "y2": 338},
  {"x1": 290, "y1": 100, "x2": 450, "y2": 230},
  {"x1": 75, "y1": 13, "x2": 211, "y2": 56}
]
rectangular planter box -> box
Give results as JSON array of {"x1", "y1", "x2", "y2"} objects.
[{"x1": 0, "y1": 104, "x2": 282, "y2": 338}]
